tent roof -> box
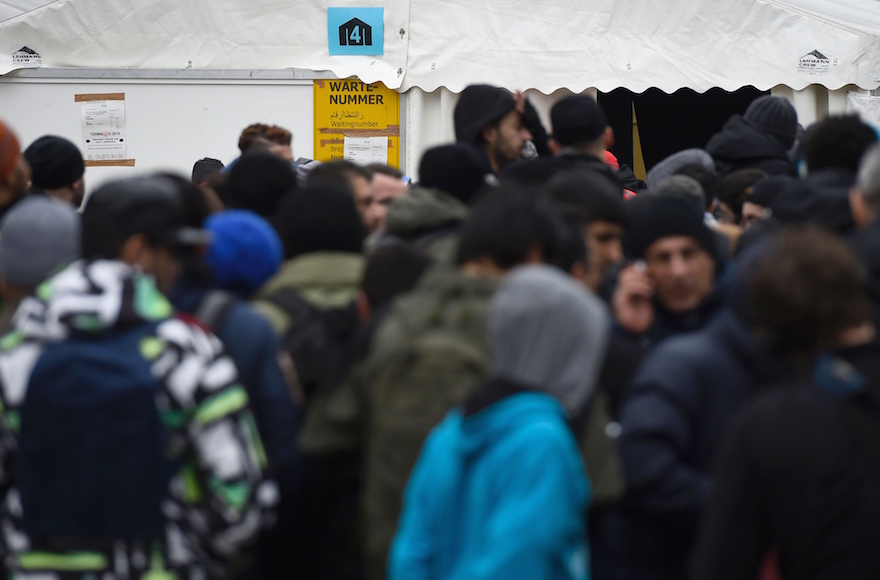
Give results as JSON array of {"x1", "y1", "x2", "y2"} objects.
[{"x1": 1, "y1": 0, "x2": 878, "y2": 93}]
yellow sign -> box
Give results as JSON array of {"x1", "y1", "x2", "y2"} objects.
[{"x1": 313, "y1": 79, "x2": 400, "y2": 168}]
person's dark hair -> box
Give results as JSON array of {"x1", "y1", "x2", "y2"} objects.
[
  {"x1": 715, "y1": 168, "x2": 767, "y2": 220},
  {"x1": 751, "y1": 225, "x2": 870, "y2": 357},
  {"x1": 275, "y1": 183, "x2": 366, "y2": 259},
  {"x1": 192, "y1": 158, "x2": 224, "y2": 185},
  {"x1": 227, "y1": 152, "x2": 297, "y2": 217},
  {"x1": 265, "y1": 125, "x2": 292, "y2": 146},
  {"x1": 365, "y1": 164, "x2": 404, "y2": 180},
  {"x1": 547, "y1": 170, "x2": 629, "y2": 227},
  {"x1": 238, "y1": 123, "x2": 271, "y2": 153},
  {"x1": 305, "y1": 160, "x2": 370, "y2": 193},
  {"x1": 82, "y1": 175, "x2": 194, "y2": 260},
  {"x1": 673, "y1": 163, "x2": 718, "y2": 210},
  {"x1": 556, "y1": 210, "x2": 588, "y2": 275},
  {"x1": 803, "y1": 114, "x2": 878, "y2": 173},
  {"x1": 362, "y1": 243, "x2": 430, "y2": 310},
  {"x1": 456, "y1": 189, "x2": 573, "y2": 271}
]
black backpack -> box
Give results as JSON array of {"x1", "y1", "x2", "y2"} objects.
[{"x1": 262, "y1": 289, "x2": 354, "y2": 399}]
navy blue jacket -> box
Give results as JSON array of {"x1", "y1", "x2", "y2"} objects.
[{"x1": 593, "y1": 311, "x2": 773, "y2": 580}]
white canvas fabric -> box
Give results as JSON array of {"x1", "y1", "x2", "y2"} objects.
[{"x1": 0, "y1": 0, "x2": 878, "y2": 93}]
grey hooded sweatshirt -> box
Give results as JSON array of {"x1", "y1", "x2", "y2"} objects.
[{"x1": 489, "y1": 264, "x2": 609, "y2": 415}]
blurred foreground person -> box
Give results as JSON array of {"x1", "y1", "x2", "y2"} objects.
[
  {"x1": 390, "y1": 265, "x2": 608, "y2": 580},
  {"x1": 0, "y1": 196, "x2": 80, "y2": 334},
  {"x1": 0, "y1": 120, "x2": 29, "y2": 221},
  {"x1": 306, "y1": 161, "x2": 374, "y2": 232},
  {"x1": 0, "y1": 176, "x2": 275, "y2": 578},
  {"x1": 691, "y1": 226, "x2": 880, "y2": 580},
  {"x1": 355, "y1": 191, "x2": 576, "y2": 579},
  {"x1": 850, "y1": 144, "x2": 880, "y2": 319}
]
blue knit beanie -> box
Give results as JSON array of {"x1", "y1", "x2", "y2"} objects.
[{"x1": 205, "y1": 210, "x2": 283, "y2": 293}]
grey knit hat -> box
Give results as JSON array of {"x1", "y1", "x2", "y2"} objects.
[
  {"x1": 745, "y1": 96, "x2": 798, "y2": 150},
  {"x1": 0, "y1": 196, "x2": 81, "y2": 288}
]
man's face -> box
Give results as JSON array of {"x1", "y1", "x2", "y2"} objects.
[
  {"x1": 366, "y1": 173, "x2": 409, "y2": 233},
  {"x1": 644, "y1": 236, "x2": 715, "y2": 313},
  {"x1": 485, "y1": 110, "x2": 533, "y2": 172},
  {"x1": 741, "y1": 202, "x2": 767, "y2": 229},
  {"x1": 583, "y1": 221, "x2": 625, "y2": 290},
  {"x1": 351, "y1": 175, "x2": 375, "y2": 230}
]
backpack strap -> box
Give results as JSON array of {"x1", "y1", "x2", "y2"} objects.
[
  {"x1": 194, "y1": 290, "x2": 237, "y2": 332},
  {"x1": 262, "y1": 289, "x2": 316, "y2": 330}
]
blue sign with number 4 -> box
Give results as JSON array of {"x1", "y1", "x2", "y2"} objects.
[{"x1": 328, "y1": 7, "x2": 384, "y2": 56}]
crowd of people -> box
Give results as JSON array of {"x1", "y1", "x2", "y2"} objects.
[{"x1": 0, "y1": 83, "x2": 878, "y2": 579}]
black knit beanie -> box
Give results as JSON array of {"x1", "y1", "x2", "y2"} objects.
[
  {"x1": 24, "y1": 135, "x2": 85, "y2": 190},
  {"x1": 625, "y1": 196, "x2": 718, "y2": 261},
  {"x1": 744, "y1": 96, "x2": 798, "y2": 150},
  {"x1": 454, "y1": 85, "x2": 517, "y2": 145},
  {"x1": 418, "y1": 143, "x2": 494, "y2": 205},
  {"x1": 275, "y1": 184, "x2": 366, "y2": 259},
  {"x1": 228, "y1": 152, "x2": 297, "y2": 217}
]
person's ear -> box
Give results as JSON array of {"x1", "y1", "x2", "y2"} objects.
[
  {"x1": 548, "y1": 138, "x2": 562, "y2": 155},
  {"x1": 481, "y1": 125, "x2": 498, "y2": 148},
  {"x1": 604, "y1": 126, "x2": 615, "y2": 150},
  {"x1": 850, "y1": 187, "x2": 869, "y2": 228}
]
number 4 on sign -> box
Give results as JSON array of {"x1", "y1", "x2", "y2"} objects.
[{"x1": 350, "y1": 26, "x2": 361, "y2": 43}]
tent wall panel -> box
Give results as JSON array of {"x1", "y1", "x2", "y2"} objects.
[{"x1": 0, "y1": 73, "x2": 314, "y2": 192}]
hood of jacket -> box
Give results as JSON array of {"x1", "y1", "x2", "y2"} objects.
[
  {"x1": 453, "y1": 391, "x2": 570, "y2": 458},
  {"x1": 255, "y1": 251, "x2": 365, "y2": 309},
  {"x1": 489, "y1": 265, "x2": 609, "y2": 416},
  {"x1": 706, "y1": 115, "x2": 791, "y2": 164},
  {"x1": 11, "y1": 259, "x2": 173, "y2": 342},
  {"x1": 369, "y1": 263, "x2": 499, "y2": 361},
  {"x1": 768, "y1": 168, "x2": 856, "y2": 234},
  {"x1": 384, "y1": 186, "x2": 470, "y2": 238}
]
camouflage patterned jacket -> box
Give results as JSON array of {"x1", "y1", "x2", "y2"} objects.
[{"x1": 0, "y1": 260, "x2": 277, "y2": 579}]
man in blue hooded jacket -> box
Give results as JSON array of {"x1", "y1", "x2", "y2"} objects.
[{"x1": 389, "y1": 265, "x2": 609, "y2": 580}]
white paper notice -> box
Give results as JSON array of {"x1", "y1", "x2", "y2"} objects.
[
  {"x1": 343, "y1": 136, "x2": 388, "y2": 165},
  {"x1": 81, "y1": 100, "x2": 127, "y2": 161}
]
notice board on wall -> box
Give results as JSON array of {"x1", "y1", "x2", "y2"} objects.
[{"x1": 313, "y1": 79, "x2": 399, "y2": 168}]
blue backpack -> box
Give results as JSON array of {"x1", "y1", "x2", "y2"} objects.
[{"x1": 16, "y1": 323, "x2": 175, "y2": 543}]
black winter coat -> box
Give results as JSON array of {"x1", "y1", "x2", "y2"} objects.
[
  {"x1": 706, "y1": 116, "x2": 796, "y2": 178},
  {"x1": 690, "y1": 341, "x2": 880, "y2": 580},
  {"x1": 592, "y1": 311, "x2": 783, "y2": 580}
]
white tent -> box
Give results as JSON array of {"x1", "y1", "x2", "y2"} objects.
[
  {"x1": 1, "y1": 0, "x2": 878, "y2": 175},
  {"x1": 2, "y1": 0, "x2": 878, "y2": 91}
]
